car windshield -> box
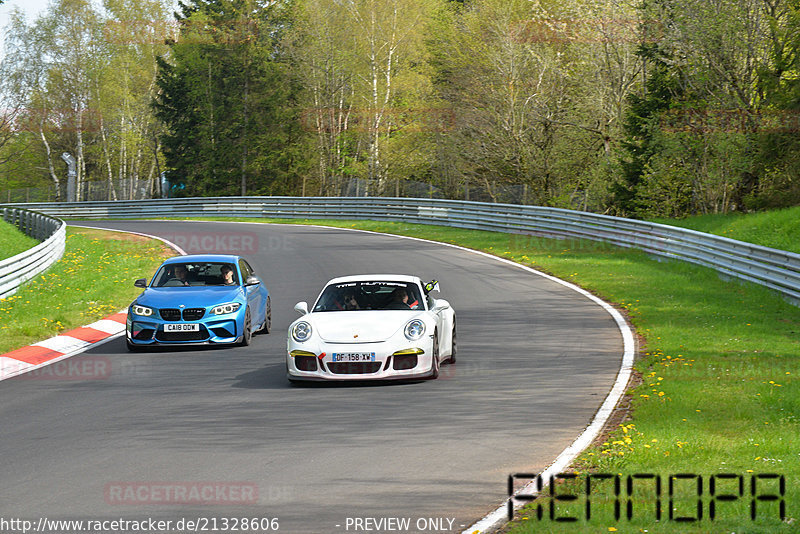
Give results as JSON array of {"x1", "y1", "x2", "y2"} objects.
[
  {"x1": 152, "y1": 262, "x2": 239, "y2": 287},
  {"x1": 313, "y1": 281, "x2": 423, "y2": 312}
]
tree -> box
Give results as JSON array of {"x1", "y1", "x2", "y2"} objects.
[
  {"x1": 614, "y1": 42, "x2": 679, "y2": 216},
  {"x1": 430, "y1": 0, "x2": 641, "y2": 205},
  {"x1": 1, "y1": 0, "x2": 171, "y2": 201},
  {"x1": 97, "y1": 0, "x2": 174, "y2": 200},
  {"x1": 615, "y1": 0, "x2": 800, "y2": 215},
  {"x1": 287, "y1": 0, "x2": 444, "y2": 196},
  {"x1": 1, "y1": 7, "x2": 66, "y2": 196},
  {"x1": 285, "y1": 0, "x2": 358, "y2": 196},
  {"x1": 154, "y1": 0, "x2": 302, "y2": 197}
]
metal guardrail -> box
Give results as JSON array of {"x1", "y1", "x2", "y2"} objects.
[
  {"x1": 6, "y1": 196, "x2": 800, "y2": 304},
  {"x1": 1, "y1": 207, "x2": 66, "y2": 299}
]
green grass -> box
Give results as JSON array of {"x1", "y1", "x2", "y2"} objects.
[
  {"x1": 174, "y1": 216, "x2": 799, "y2": 533},
  {"x1": 651, "y1": 205, "x2": 800, "y2": 254},
  {"x1": 0, "y1": 219, "x2": 39, "y2": 261},
  {"x1": 3, "y1": 214, "x2": 798, "y2": 531},
  {"x1": 0, "y1": 227, "x2": 172, "y2": 354}
]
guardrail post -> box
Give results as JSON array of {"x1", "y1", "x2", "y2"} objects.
[{"x1": 34, "y1": 213, "x2": 40, "y2": 239}]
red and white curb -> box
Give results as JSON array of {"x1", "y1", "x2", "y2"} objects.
[
  {"x1": 0, "y1": 312, "x2": 127, "y2": 381},
  {"x1": 0, "y1": 226, "x2": 184, "y2": 382}
]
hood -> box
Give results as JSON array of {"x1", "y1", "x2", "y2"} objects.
[
  {"x1": 310, "y1": 310, "x2": 425, "y2": 343},
  {"x1": 136, "y1": 286, "x2": 243, "y2": 309}
]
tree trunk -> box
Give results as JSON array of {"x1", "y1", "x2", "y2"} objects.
[
  {"x1": 241, "y1": 64, "x2": 249, "y2": 196},
  {"x1": 76, "y1": 109, "x2": 85, "y2": 201},
  {"x1": 99, "y1": 115, "x2": 119, "y2": 201},
  {"x1": 38, "y1": 123, "x2": 61, "y2": 200}
]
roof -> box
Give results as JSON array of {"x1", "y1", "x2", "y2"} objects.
[
  {"x1": 161, "y1": 254, "x2": 242, "y2": 264},
  {"x1": 325, "y1": 274, "x2": 421, "y2": 285}
]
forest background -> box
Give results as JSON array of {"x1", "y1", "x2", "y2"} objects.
[{"x1": 2, "y1": 0, "x2": 800, "y2": 218}]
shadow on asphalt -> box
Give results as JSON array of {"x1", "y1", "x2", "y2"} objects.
[{"x1": 231, "y1": 363, "x2": 429, "y2": 390}]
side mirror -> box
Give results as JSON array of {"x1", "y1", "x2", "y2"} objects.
[
  {"x1": 245, "y1": 275, "x2": 260, "y2": 286},
  {"x1": 431, "y1": 299, "x2": 450, "y2": 312},
  {"x1": 134, "y1": 278, "x2": 147, "y2": 288},
  {"x1": 294, "y1": 301, "x2": 309, "y2": 315}
]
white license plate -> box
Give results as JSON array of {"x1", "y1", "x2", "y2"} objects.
[
  {"x1": 165, "y1": 323, "x2": 200, "y2": 332},
  {"x1": 332, "y1": 352, "x2": 375, "y2": 362}
]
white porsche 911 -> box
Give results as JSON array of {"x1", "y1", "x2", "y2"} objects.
[{"x1": 287, "y1": 275, "x2": 456, "y2": 381}]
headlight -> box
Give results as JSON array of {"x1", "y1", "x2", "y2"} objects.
[
  {"x1": 211, "y1": 302, "x2": 241, "y2": 315},
  {"x1": 131, "y1": 304, "x2": 154, "y2": 317},
  {"x1": 292, "y1": 321, "x2": 312, "y2": 342},
  {"x1": 404, "y1": 319, "x2": 425, "y2": 340}
]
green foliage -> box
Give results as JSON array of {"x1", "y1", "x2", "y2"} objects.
[
  {"x1": 4, "y1": 0, "x2": 800, "y2": 214},
  {"x1": 614, "y1": 46, "x2": 679, "y2": 217},
  {"x1": 0, "y1": 0, "x2": 173, "y2": 201},
  {"x1": 286, "y1": 0, "x2": 445, "y2": 196},
  {"x1": 614, "y1": 0, "x2": 800, "y2": 216},
  {"x1": 154, "y1": 0, "x2": 304, "y2": 196}
]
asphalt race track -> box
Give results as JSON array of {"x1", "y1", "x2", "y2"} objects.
[{"x1": 0, "y1": 221, "x2": 624, "y2": 533}]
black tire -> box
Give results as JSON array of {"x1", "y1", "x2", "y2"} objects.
[
  {"x1": 256, "y1": 297, "x2": 271, "y2": 334},
  {"x1": 126, "y1": 337, "x2": 142, "y2": 352},
  {"x1": 445, "y1": 320, "x2": 457, "y2": 364},
  {"x1": 240, "y1": 307, "x2": 252, "y2": 346},
  {"x1": 429, "y1": 330, "x2": 440, "y2": 379}
]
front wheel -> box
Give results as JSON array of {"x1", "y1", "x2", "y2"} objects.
[
  {"x1": 256, "y1": 297, "x2": 271, "y2": 334},
  {"x1": 239, "y1": 307, "x2": 252, "y2": 346},
  {"x1": 444, "y1": 320, "x2": 457, "y2": 364},
  {"x1": 429, "y1": 330, "x2": 440, "y2": 379}
]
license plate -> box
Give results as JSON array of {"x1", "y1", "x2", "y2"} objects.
[
  {"x1": 165, "y1": 323, "x2": 200, "y2": 332},
  {"x1": 332, "y1": 352, "x2": 375, "y2": 362}
]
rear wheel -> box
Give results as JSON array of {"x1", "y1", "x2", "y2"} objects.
[
  {"x1": 240, "y1": 307, "x2": 252, "y2": 346},
  {"x1": 429, "y1": 330, "x2": 440, "y2": 379}
]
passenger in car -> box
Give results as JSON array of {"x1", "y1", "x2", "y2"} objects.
[{"x1": 342, "y1": 290, "x2": 361, "y2": 310}]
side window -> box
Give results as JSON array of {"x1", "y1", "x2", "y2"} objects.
[
  {"x1": 407, "y1": 284, "x2": 422, "y2": 309},
  {"x1": 238, "y1": 260, "x2": 253, "y2": 281}
]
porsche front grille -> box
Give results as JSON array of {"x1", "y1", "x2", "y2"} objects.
[{"x1": 327, "y1": 362, "x2": 382, "y2": 374}]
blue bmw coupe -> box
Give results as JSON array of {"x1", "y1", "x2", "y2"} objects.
[{"x1": 126, "y1": 254, "x2": 270, "y2": 350}]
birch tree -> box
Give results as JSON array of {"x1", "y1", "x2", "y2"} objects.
[
  {"x1": 99, "y1": 0, "x2": 173, "y2": 199},
  {"x1": 44, "y1": 0, "x2": 107, "y2": 200},
  {"x1": 287, "y1": 0, "x2": 358, "y2": 195},
  {"x1": 288, "y1": 0, "x2": 442, "y2": 196},
  {"x1": 1, "y1": 9, "x2": 63, "y2": 195}
]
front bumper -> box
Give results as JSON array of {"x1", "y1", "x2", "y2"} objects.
[
  {"x1": 286, "y1": 338, "x2": 435, "y2": 381},
  {"x1": 126, "y1": 312, "x2": 243, "y2": 346}
]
